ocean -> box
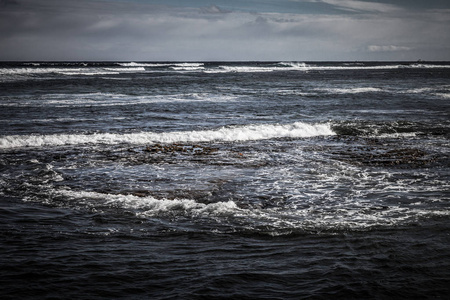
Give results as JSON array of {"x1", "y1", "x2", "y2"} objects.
[{"x1": 1, "y1": 61, "x2": 449, "y2": 299}]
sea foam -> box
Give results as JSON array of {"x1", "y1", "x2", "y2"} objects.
[
  {"x1": 0, "y1": 122, "x2": 335, "y2": 149},
  {"x1": 54, "y1": 189, "x2": 241, "y2": 218},
  {"x1": 48, "y1": 188, "x2": 450, "y2": 232}
]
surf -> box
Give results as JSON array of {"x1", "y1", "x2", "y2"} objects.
[{"x1": 0, "y1": 122, "x2": 335, "y2": 149}]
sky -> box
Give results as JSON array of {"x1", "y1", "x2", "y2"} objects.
[{"x1": 1, "y1": 0, "x2": 449, "y2": 61}]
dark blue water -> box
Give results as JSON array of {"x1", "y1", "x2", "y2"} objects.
[{"x1": 1, "y1": 61, "x2": 449, "y2": 299}]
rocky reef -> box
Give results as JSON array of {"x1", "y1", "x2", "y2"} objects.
[
  {"x1": 144, "y1": 143, "x2": 218, "y2": 155},
  {"x1": 328, "y1": 137, "x2": 437, "y2": 167}
]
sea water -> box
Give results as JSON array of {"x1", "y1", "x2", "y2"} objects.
[{"x1": 1, "y1": 61, "x2": 449, "y2": 299}]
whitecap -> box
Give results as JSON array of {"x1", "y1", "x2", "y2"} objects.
[
  {"x1": 0, "y1": 122, "x2": 335, "y2": 149},
  {"x1": 55, "y1": 189, "x2": 241, "y2": 218},
  {"x1": 39, "y1": 188, "x2": 450, "y2": 234},
  {"x1": 317, "y1": 87, "x2": 383, "y2": 94}
]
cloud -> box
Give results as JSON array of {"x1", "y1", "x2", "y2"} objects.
[
  {"x1": 200, "y1": 5, "x2": 230, "y2": 14},
  {"x1": 368, "y1": 45, "x2": 412, "y2": 52},
  {"x1": 1, "y1": 0, "x2": 19, "y2": 6},
  {"x1": 305, "y1": 0, "x2": 401, "y2": 13},
  {"x1": 0, "y1": 0, "x2": 449, "y2": 61}
]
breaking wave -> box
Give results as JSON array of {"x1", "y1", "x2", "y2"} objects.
[
  {"x1": 204, "y1": 62, "x2": 450, "y2": 73},
  {"x1": 39, "y1": 188, "x2": 450, "y2": 234},
  {"x1": 0, "y1": 67, "x2": 146, "y2": 77},
  {"x1": 317, "y1": 87, "x2": 383, "y2": 94},
  {"x1": 2, "y1": 62, "x2": 450, "y2": 81},
  {"x1": 0, "y1": 122, "x2": 335, "y2": 149},
  {"x1": 118, "y1": 62, "x2": 204, "y2": 68}
]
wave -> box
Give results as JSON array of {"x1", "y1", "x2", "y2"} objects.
[
  {"x1": 206, "y1": 66, "x2": 280, "y2": 73},
  {"x1": 170, "y1": 66, "x2": 205, "y2": 71},
  {"x1": 0, "y1": 67, "x2": 146, "y2": 76},
  {"x1": 43, "y1": 188, "x2": 450, "y2": 234},
  {"x1": 317, "y1": 87, "x2": 383, "y2": 94},
  {"x1": 192, "y1": 62, "x2": 450, "y2": 73},
  {"x1": 204, "y1": 62, "x2": 308, "y2": 73},
  {"x1": 56, "y1": 189, "x2": 241, "y2": 218},
  {"x1": 0, "y1": 122, "x2": 335, "y2": 149},
  {"x1": 0, "y1": 93, "x2": 239, "y2": 108},
  {"x1": 118, "y1": 62, "x2": 159, "y2": 67},
  {"x1": 302, "y1": 63, "x2": 450, "y2": 71},
  {"x1": 117, "y1": 62, "x2": 206, "y2": 71},
  {"x1": 118, "y1": 62, "x2": 204, "y2": 68},
  {"x1": 277, "y1": 62, "x2": 308, "y2": 69},
  {"x1": 2, "y1": 62, "x2": 449, "y2": 79},
  {"x1": 434, "y1": 93, "x2": 450, "y2": 99}
]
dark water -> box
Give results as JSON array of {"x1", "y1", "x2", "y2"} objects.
[{"x1": 1, "y1": 61, "x2": 449, "y2": 299}]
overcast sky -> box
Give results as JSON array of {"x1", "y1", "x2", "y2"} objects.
[{"x1": 1, "y1": 0, "x2": 449, "y2": 61}]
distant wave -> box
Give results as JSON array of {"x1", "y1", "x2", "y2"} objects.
[
  {"x1": 118, "y1": 62, "x2": 160, "y2": 67},
  {"x1": 284, "y1": 62, "x2": 450, "y2": 71},
  {"x1": 277, "y1": 62, "x2": 308, "y2": 69},
  {"x1": 317, "y1": 87, "x2": 383, "y2": 94},
  {"x1": 2, "y1": 62, "x2": 450, "y2": 79},
  {"x1": 118, "y1": 62, "x2": 205, "y2": 71},
  {"x1": 0, "y1": 67, "x2": 146, "y2": 76},
  {"x1": 118, "y1": 62, "x2": 204, "y2": 68},
  {"x1": 0, "y1": 122, "x2": 334, "y2": 149},
  {"x1": 203, "y1": 62, "x2": 308, "y2": 73},
  {"x1": 295, "y1": 63, "x2": 450, "y2": 71},
  {"x1": 205, "y1": 62, "x2": 450, "y2": 73},
  {"x1": 0, "y1": 92, "x2": 240, "y2": 108}
]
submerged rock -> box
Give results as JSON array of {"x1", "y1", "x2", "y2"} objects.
[
  {"x1": 144, "y1": 143, "x2": 218, "y2": 155},
  {"x1": 329, "y1": 138, "x2": 436, "y2": 167}
]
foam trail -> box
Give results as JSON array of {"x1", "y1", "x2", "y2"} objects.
[
  {"x1": 49, "y1": 189, "x2": 450, "y2": 231},
  {"x1": 118, "y1": 62, "x2": 204, "y2": 68},
  {"x1": 56, "y1": 189, "x2": 241, "y2": 218},
  {"x1": 319, "y1": 87, "x2": 383, "y2": 94},
  {"x1": 0, "y1": 122, "x2": 335, "y2": 149},
  {"x1": 204, "y1": 63, "x2": 450, "y2": 74}
]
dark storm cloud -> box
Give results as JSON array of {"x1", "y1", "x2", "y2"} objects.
[{"x1": 0, "y1": 0, "x2": 449, "y2": 61}]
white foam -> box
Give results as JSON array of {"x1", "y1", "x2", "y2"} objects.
[
  {"x1": 406, "y1": 87, "x2": 434, "y2": 94},
  {"x1": 318, "y1": 87, "x2": 383, "y2": 94},
  {"x1": 434, "y1": 93, "x2": 450, "y2": 99},
  {"x1": 207, "y1": 66, "x2": 277, "y2": 73},
  {"x1": 0, "y1": 67, "x2": 146, "y2": 77},
  {"x1": 118, "y1": 62, "x2": 204, "y2": 68},
  {"x1": 311, "y1": 64, "x2": 450, "y2": 71},
  {"x1": 2, "y1": 63, "x2": 449, "y2": 80},
  {"x1": 376, "y1": 132, "x2": 418, "y2": 138},
  {"x1": 104, "y1": 67, "x2": 146, "y2": 72},
  {"x1": 172, "y1": 63, "x2": 204, "y2": 67},
  {"x1": 204, "y1": 62, "x2": 450, "y2": 74},
  {"x1": 59, "y1": 70, "x2": 120, "y2": 76},
  {"x1": 170, "y1": 66, "x2": 205, "y2": 71},
  {"x1": 58, "y1": 66, "x2": 146, "y2": 76},
  {"x1": 56, "y1": 189, "x2": 241, "y2": 218},
  {"x1": 118, "y1": 62, "x2": 154, "y2": 67},
  {"x1": 282, "y1": 62, "x2": 307, "y2": 68},
  {"x1": 0, "y1": 122, "x2": 335, "y2": 149},
  {"x1": 206, "y1": 63, "x2": 308, "y2": 73},
  {"x1": 0, "y1": 93, "x2": 239, "y2": 108},
  {"x1": 49, "y1": 188, "x2": 450, "y2": 233}
]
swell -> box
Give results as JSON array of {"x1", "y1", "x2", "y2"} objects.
[
  {"x1": 2, "y1": 62, "x2": 450, "y2": 77},
  {"x1": 0, "y1": 122, "x2": 334, "y2": 149}
]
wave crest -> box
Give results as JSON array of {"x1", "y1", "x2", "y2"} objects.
[{"x1": 0, "y1": 122, "x2": 335, "y2": 149}]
